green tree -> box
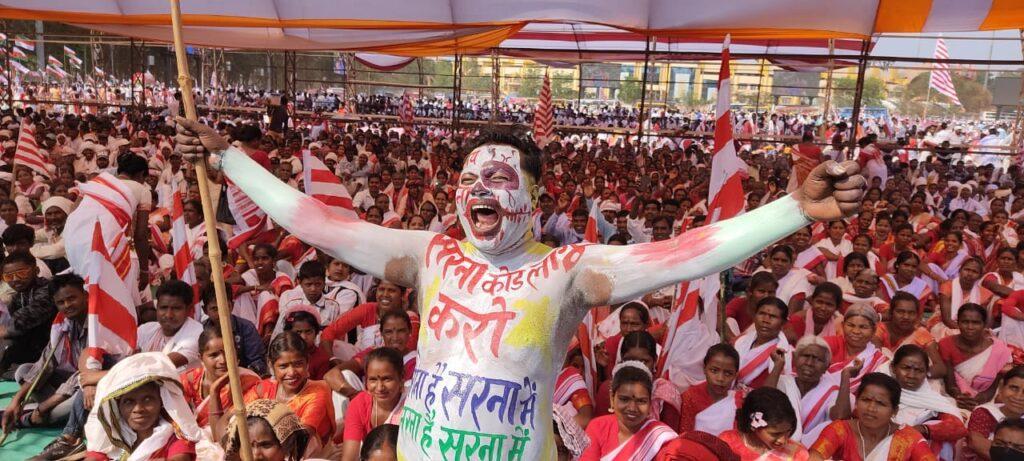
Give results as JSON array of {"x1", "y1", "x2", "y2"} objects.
[
  {"x1": 833, "y1": 76, "x2": 887, "y2": 107},
  {"x1": 617, "y1": 79, "x2": 643, "y2": 104},
  {"x1": 901, "y1": 72, "x2": 992, "y2": 116},
  {"x1": 516, "y1": 66, "x2": 543, "y2": 98},
  {"x1": 550, "y1": 72, "x2": 577, "y2": 100}
]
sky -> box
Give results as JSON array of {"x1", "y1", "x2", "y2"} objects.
[{"x1": 873, "y1": 30, "x2": 1023, "y2": 63}]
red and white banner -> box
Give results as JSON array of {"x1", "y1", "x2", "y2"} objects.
[
  {"x1": 583, "y1": 198, "x2": 602, "y2": 244},
  {"x1": 225, "y1": 179, "x2": 272, "y2": 249},
  {"x1": 13, "y1": 122, "x2": 51, "y2": 179},
  {"x1": 929, "y1": 38, "x2": 962, "y2": 107},
  {"x1": 301, "y1": 149, "x2": 357, "y2": 219},
  {"x1": 84, "y1": 221, "x2": 138, "y2": 370}
]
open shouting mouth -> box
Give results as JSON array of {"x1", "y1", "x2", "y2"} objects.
[{"x1": 468, "y1": 198, "x2": 503, "y2": 238}]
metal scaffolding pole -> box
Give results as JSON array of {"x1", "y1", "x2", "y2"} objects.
[
  {"x1": 452, "y1": 54, "x2": 462, "y2": 131},
  {"x1": 1010, "y1": 29, "x2": 1024, "y2": 155},
  {"x1": 847, "y1": 40, "x2": 871, "y2": 154},
  {"x1": 129, "y1": 38, "x2": 137, "y2": 108},
  {"x1": 636, "y1": 37, "x2": 653, "y2": 141},
  {"x1": 3, "y1": 21, "x2": 11, "y2": 108}
]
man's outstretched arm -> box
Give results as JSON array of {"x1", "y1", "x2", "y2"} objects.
[
  {"x1": 573, "y1": 161, "x2": 865, "y2": 306},
  {"x1": 175, "y1": 118, "x2": 432, "y2": 287}
]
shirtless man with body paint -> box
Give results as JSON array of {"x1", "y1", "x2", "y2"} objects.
[{"x1": 175, "y1": 118, "x2": 865, "y2": 460}]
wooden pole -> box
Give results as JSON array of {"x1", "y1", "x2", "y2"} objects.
[
  {"x1": 166, "y1": 2, "x2": 253, "y2": 460},
  {"x1": 847, "y1": 40, "x2": 870, "y2": 154}
]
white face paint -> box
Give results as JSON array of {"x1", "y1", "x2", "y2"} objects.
[{"x1": 455, "y1": 144, "x2": 533, "y2": 255}]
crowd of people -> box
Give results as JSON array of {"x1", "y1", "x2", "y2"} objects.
[{"x1": 0, "y1": 81, "x2": 1023, "y2": 461}]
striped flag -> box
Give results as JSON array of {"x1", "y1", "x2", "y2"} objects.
[
  {"x1": 224, "y1": 179, "x2": 272, "y2": 250},
  {"x1": 14, "y1": 38, "x2": 33, "y2": 51},
  {"x1": 11, "y1": 61, "x2": 30, "y2": 75},
  {"x1": 8, "y1": 47, "x2": 26, "y2": 60},
  {"x1": 63, "y1": 45, "x2": 77, "y2": 56},
  {"x1": 13, "y1": 122, "x2": 51, "y2": 179},
  {"x1": 47, "y1": 55, "x2": 62, "y2": 68},
  {"x1": 301, "y1": 148, "x2": 358, "y2": 219},
  {"x1": 398, "y1": 90, "x2": 414, "y2": 129},
  {"x1": 576, "y1": 309, "x2": 600, "y2": 396},
  {"x1": 170, "y1": 182, "x2": 200, "y2": 317},
  {"x1": 583, "y1": 199, "x2": 603, "y2": 243},
  {"x1": 84, "y1": 221, "x2": 138, "y2": 370},
  {"x1": 533, "y1": 71, "x2": 554, "y2": 147},
  {"x1": 929, "y1": 38, "x2": 962, "y2": 107},
  {"x1": 69, "y1": 55, "x2": 83, "y2": 68},
  {"x1": 46, "y1": 65, "x2": 68, "y2": 79},
  {"x1": 657, "y1": 35, "x2": 744, "y2": 388}
]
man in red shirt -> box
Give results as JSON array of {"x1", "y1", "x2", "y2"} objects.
[{"x1": 234, "y1": 124, "x2": 272, "y2": 171}]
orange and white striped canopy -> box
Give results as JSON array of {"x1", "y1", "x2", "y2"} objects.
[{"x1": 1, "y1": 0, "x2": 1022, "y2": 53}]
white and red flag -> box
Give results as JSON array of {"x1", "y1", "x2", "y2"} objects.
[
  {"x1": 583, "y1": 199, "x2": 603, "y2": 244},
  {"x1": 398, "y1": 90, "x2": 415, "y2": 129},
  {"x1": 576, "y1": 309, "x2": 600, "y2": 396},
  {"x1": 47, "y1": 55, "x2": 62, "y2": 68},
  {"x1": 84, "y1": 221, "x2": 138, "y2": 370},
  {"x1": 14, "y1": 38, "x2": 33, "y2": 51},
  {"x1": 170, "y1": 182, "x2": 200, "y2": 317},
  {"x1": 302, "y1": 148, "x2": 357, "y2": 219},
  {"x1": 13, "y1": 121, "x2": 51, "y2": 178},
  {"x1": 929, "y1": 38, "x2": 962, "y2": 107},
  {"x1": 533, "y1": 71, "x2": 554, "y2": 147},
  {"x1": 658, "y1": 35, "x2": 745, "y2": 388},
  {"x1": 224, "y1": 178, "x2": 273, "y2": 250}
]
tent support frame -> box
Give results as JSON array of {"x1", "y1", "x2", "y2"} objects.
[{"x1": 847, "y1": 39, "x2": 870, "y2": 154}]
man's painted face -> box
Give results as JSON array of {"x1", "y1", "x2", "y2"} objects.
[{"x1": 456, "y1": 144, "x2": 532, "y2": 254}]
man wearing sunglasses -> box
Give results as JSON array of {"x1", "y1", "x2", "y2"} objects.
[{"x1": 0, "y1": 251, "x2": 57, "y2": 379}]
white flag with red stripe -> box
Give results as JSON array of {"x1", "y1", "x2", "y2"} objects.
[
  {"x1": 533, "y1": 71, "x2": 554, "y2": 147},
  {"x1": 170, "y1": 182, "x2": 200, "y2": 317},
  {"x1": 398, "y1": 90, "x2": 415, "y2": 129},
  {"x1": 13, "y1": 122, "x2": 51, "y2": 178},
  {"x1": 302, "y1": 149, "x2": 358, "y2": 219},
  {"x1": 576, "y1": 309, "x2": 600, "y2": 396},
  {"x1": 929, "y1": 38, "x2": 962, "y2": 107},
  {"x1": 84, "y1": 221, "x2": 137, "y2": 370},
  {"x1": 658, "y1": 36, "x2": 744, "y2": 388},
  {"x1": 583, "y1": 199, "x2": 603, "y2": 243},
  {"x1": 225, "y1": 179, "x2": 273, "y2": 250}
]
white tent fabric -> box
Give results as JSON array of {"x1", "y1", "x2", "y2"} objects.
[{"x1": 2, "y1": 1, "x2": 1023, "y2": 53}]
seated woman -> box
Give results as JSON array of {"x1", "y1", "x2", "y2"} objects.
[
  {"x1": 921, "y1": 230, "x2": 970, "y2": 291},
  {"x1": 678, "y1": 344, "x2": 743, "y2": 436},
  {"x1": 822, "y1": 305, "x2": 889, "y2": 391},
  {"x1": 841, "y1": 269, "x2": 888, "y2": 315},
  {"x1": 229, "y1": 242, "x2": 294, "y2": 333},
  {"x1": 595, "y1": 331, "x2": 679, "y2": 430},
  {"x1": 245, "y1": 331, "x2": 336, "y2": 452},
  {"x1": 581, "y1": 362, "x2": 677, "y2": 461},
  {"x1": 816, "y1": 220, "x2": 853, "y2": 280},
  {"x1": 280, "y1": 306, "x2": 332, "y2": 380},
  {"x1": 887, "y1": 344, "x2": 965, "y2": 460},
  {"x1": 850, "y1": 234, "x2": 885, "y2": 276},
  {"x1": 833, "y1": 252, "x2": 869, "y2": 294},
  {"x1": 932, "y1": 257, "x2": 991, "y2": 338},
  {"x1": 599, "y1": 301, "x2": 653, "y2": 371},
  {"x1": 880, "y1": 251, "x2": 934, "y2": 308},
  {"x1": 767, "y1": 336, "x2": 855, "y2": 447},
  {"x1": 180, "y1": 323, "x2": 260, "y2": 427},
  {"x1": 724, "y1": 271, "x2": 778, "y2": 341},
  {"x1": 554, "y1": 347, "x2": 595, "y2": 430},
  {"x1": 220, "y1": 399, "x2": 311, "y2": 461},
  {"x1": 784, "y1": 282, "x2": 843, "y2": 342},
  {"x1": 764, "y1": 245, "x2": 813, "y2": 314},
  {"x1": 718, "y1": 387, "x2": 810, "y2": 460},
  {"x1": 83, "y1": 352, "x2": 203, "y2": 461},
  {"x1": 938, "y1": 303, "x2": 1015, "y2": 410},
  {"x1": 733, "y1": 297, "x2": 791, "y2": 388},
  {"x1": 964, "y1": 365, "x2": 1024, "y2": 461},
  {"x1": 654, "y1": 431, "x2": 741, "y2": 461},
  {"x1": 980, "y1": 248, "x2": 1021, "y2": 295},
  {"x1": 340, "y1": 348, "x2": 405, "y2": 461},
  {"x1": 809, "y1": 373, "x2": 935, "y2": 460},
  {"x1": 873, "y1": 292, "x2": 939, "y2": 359}
]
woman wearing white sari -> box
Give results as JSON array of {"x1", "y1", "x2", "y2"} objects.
[
  {"x1": 920, "y1": 231, "x2": 970, "y2": 294},
  {"x1": 766, "y1": 336, "x2": 855, "y2": 447},
  {"x1": 822, "y1": 306, "x2": 889, "y2": 392},
  {"x1": 931, "y1": 257, "x2": 992, "y2": 339},
  {"x1": 885, "y1": 345, "x2": 965, "y2": 461},
  {"x1": 83, "y1": 352, "x2": 204, "y2": 461},
  {"x1": 964, "y1": 366, "x2": 1024, "y2": 461},
  {"x1": 761, "y1": 245, "x2": 813, "y2": 314},
  {"x1": 817, "y1": 221, "x2": 854, "y2": 280},
  {"x1": 938, "y1": 303, "x2": 1014, "y2": 411},
  {"x1": 733, "y1": 297, "x2": 792, "y2": 389}
]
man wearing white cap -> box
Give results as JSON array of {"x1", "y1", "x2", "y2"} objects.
[
  {"x1": 32, "y1": 197, "x2": 74, "y2": 274},
  {"x1": 948, "y1": 183, "x2": 982, "y2": 216}
]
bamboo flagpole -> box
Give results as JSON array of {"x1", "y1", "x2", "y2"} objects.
[{"x1": 167, "y1": 2, "x2": 254, "y2": 459}]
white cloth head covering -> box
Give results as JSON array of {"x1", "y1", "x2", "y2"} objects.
[
  {"x1": 84, "y1": 352, "x2": 203, "y2": 461},
  {"x1": 41, "y1": 197, "x2": 74, "y2": 215}
]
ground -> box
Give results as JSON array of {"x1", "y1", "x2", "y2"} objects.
[{"x1": 0, "y1": 381, "x2": 62, "y2": 459}]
